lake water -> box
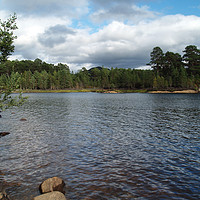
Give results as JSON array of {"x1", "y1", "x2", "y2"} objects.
[{"x1": 0, "y1": 93, "x2": 200, "y2": 200}]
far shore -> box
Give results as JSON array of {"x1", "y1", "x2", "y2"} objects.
[
  {"x1": 148, "y1": 89, "x2": 198, "y2": 94},
  {"x1": 14, "y1": 89, "x2": 148, "y2": 94},
  {"x1": 13, "y1": 89, "x2": 199, "y2": 94}
]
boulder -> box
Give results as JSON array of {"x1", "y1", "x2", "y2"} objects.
[
  {"x1": 39, "y1": 177, "x2": 65, "y2": 194},
  {"x1": 0, "y1": 191, "x2": 10, "y2": 200},
  {"x1": 0, "y1": 132, "x2": 10, "y2": 137},
  {"x1": 33, "y1": 191, "x2": 66, "y2": 200}
]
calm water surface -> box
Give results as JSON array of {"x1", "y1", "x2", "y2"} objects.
[{"x1": 0, "y1": 93, "x2": 200, "y2": 200}]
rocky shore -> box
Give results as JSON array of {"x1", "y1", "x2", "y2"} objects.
[{"x1": 0, "y1": 177, "x2": 67, "y2": 200}]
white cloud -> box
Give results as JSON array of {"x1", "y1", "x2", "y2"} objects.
[
  {"x1": 13, "y1": 15, "x2": 71, "y2": 60},
  {"x1": 0, "y1": 10, "x2": 10, "y2": 19},
  {"x1": 1, "y1": 1, "x2": 200, "y2": 71},
  {"x1": 9, "y1": 14, "x2": 200, "y2": 70},
  {"x1": 136, "y1": 65, "x2": 152, "y2": 70}
]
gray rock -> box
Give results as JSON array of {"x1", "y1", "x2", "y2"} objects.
[
  {"x1": 39, "y1": 177, "x2": 65, "y2": 194},
  {"x1": 0, "y1": 132, "x2": 10, "y2": 137},
  {"x1": 33, "y1": 191, "x2": 67, "y2": 200}
]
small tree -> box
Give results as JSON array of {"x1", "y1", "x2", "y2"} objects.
[
  {"x1": 0, "y1": 82, "x2": 26, "y2": 111},
  {"x1": 0, "y1": 13, "x2": 18, "y2": 63},
  {"x1": 0, "y1": 14, "x2": 26, "y2": 112}
]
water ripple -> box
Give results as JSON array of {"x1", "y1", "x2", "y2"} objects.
[{"x1": 0, "y1": 93, "x2": 200, "y2": 199}]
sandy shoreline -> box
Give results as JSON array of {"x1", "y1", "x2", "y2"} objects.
[{"x1": 148, "y1": 90, "x2": 198, "y2": 94}]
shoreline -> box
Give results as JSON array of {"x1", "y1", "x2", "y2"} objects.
[
  {"x1": 148, "y1": 89, "x2": 198, "y2": 94},
  {"x1": 15, "y1": 89, "x2": 148, "y2": 94},
  {"x1": 14, "y1": 89, "x2": 199, "y2": 94}
]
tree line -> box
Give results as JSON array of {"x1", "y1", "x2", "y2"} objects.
[
  {"x1": 0, "y1": 44, "x2": 199, "y2": 91},
  {"x1": 0, "y1": 60, "x2": 153, "y2": 90},
  {"x1": 149, "y1": 45, "x2": 200, "y2": 90}
]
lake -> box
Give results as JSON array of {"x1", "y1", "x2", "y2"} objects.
[{"x1": 0, "y1": 93, "x2": 200, "y2": 200}]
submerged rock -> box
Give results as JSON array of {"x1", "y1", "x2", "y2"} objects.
[
  {"x1": 0, "y1": 132, "x2": 10, "y2": 137},
  {"x1": 39, "y1": 177, "x2": 65, "y2": 194},
  {"x1": 33, "y1": 191, "x2": 66, "y2": 200},
  {"x1": 20, "y1": 118, "x2": 27, "y2": 121}
]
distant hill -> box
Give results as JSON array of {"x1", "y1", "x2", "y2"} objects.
[{"x1": 88, "y1": 66, "x2": 104, "y2": 72}]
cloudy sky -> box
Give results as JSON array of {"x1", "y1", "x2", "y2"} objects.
[{"x1": 0, "y1": 0, "x2": 200, "y2": 71}]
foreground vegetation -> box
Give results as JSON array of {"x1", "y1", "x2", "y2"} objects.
[{"x1": 0, "y1": 13, "x2": 26, "y2": 111}]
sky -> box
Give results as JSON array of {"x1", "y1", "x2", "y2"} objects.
[{"x1": 0, "y1": 0, "x2": 200, "y2": 71}]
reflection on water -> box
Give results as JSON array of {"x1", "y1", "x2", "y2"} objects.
[{"x1": 0, "y1": 93, "x2": 200, "y2": 199}]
